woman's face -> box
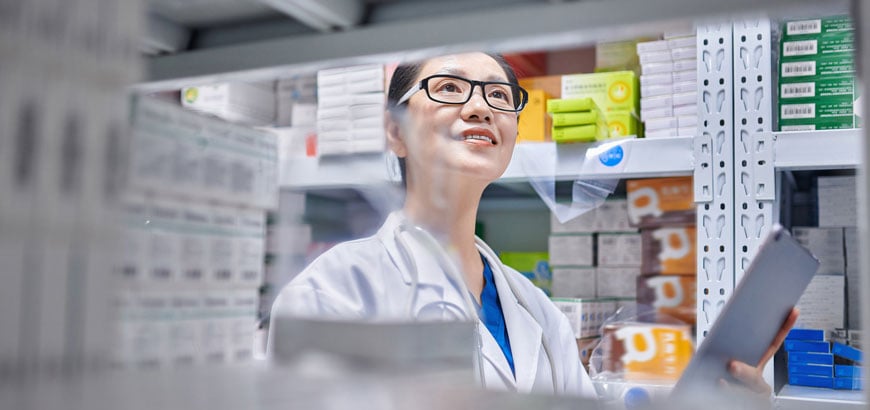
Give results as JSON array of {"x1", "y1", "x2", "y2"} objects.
[{"x1": 393, "y1": 53, "x2": 519, "y2": 185}]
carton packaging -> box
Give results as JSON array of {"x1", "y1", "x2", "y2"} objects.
[
  {"x1": 641, "y1": 226, "x2": 697, "y2": 275},
  {"x1": 552, "y1": 267, "x2": 597, "y2": 298},
  {"x1": 597, "y1": 267, "x2": 641, "y2": 298},
  {"x1": 177, "y1": 203, "x2": 210, "y2": 285},
  {"x1": 561, "y1": 71, "x2": 639, "y2": 113},
  {"x1": 208, "y1": 205, "x2": 238, "y2": 287},
  {"x1": 599, "y1": 322, "x2": 694, "y2": 381},
  {"x1": 552, "y1": 298, "x2": 619, "y2": 338},
  {"x1": 784, "y1": 16, "x2": 853, "y2": 37},
  {"x1": 779, "y1": 116, "x2": 858, "y2": 131},
  {"x1": 146, "y1": 197, "x2": 181, "y2": 283},
  {"x1": 818, "y1": 176, "x2": 857, "y2": 227},
  {"x1": 626, "y1": 177, "x2": 695, "y2": 227},
  {"x1": 795, "y1": 275, "x2": 845, "y2": 332},
  {"x1": 549, "y1": 234, "x2": 595, "y2": 267},
  {"x1": 844, "y1": 228, "x2": 860, "y2": 328},
  {"x1": 779, "y1": 96, "x2": 855, "y2": 121},
  {"x1": 780, "y1": 76, "x2": 854, "y2": 100},
  {"x1": 780, "y1": 54, "x2": 855, "y2": 79},
  {"x1": 517, "y1": 89, "x2": 550, "y2": 142},
  {"x1": 637, "y1": 274, "x2": 697, "y2": 325},
  {"x1": 792, "y1": 227, "x2": 845, "y2": 275},
  {"x1": 597, "y1": 233, "x2": 642, "y2": 267},
  {"x1": 781, "y1": 31, "x2": 854, "y2": 59}
]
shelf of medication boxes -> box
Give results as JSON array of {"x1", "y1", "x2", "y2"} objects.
[
  {"x1": 279, "y1": 136, "x2": 695, "y2": 189},
  {"x1": 772, "y1": 128, "x2": 863, "y2": 171},
  {"x1": 776, "y1": 385, "x2": 865, "y2": 409}
]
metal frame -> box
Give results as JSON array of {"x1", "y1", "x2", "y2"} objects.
[{"x1": 695, "y1": 23, "x2": 735, "y2": 343}]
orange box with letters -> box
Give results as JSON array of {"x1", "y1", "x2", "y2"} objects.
[
  {"x1": 641, "y1": 226, "x2": 697, "y2": 275},
  {"x1": 600, "y1": 322, "x2": 694, "y2": 382},
  {"x1": 627, "y1": 177, "x2": 695, "y2": 227},
  {"x1": 636, "y1": 274, "x2": 697, "y2": 326}
]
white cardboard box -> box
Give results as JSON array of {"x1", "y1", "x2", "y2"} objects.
[
  {"x1": 551, "y1": 211, "x2": 597, "y2": 234},
  {"x1": 596, "y1": 267, "x2": 641, "y2": 297},
  {"x1": 795, "y1": 275, "x2": 845, "y2": 332},
  {"x1": 844, "y1": 228, "x2": 861, "y2": 328},
  {"x1": 597, "y1": 233, "x2": 642, "y2": 267},
  {"x1": 549, "y1": 234, "x2": 595, "y2": 267},
  {"x1": 551, "y1": 267, "x2": 596, "y2": 299},
  {"x1": 818, "y1": 176, "x2": 857, "y2": 227},
  {"x1": 792, "y1": 227, "x2": 845, "y2": 275}
]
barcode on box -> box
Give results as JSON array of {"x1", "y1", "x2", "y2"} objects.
[
  {"x1": 782, "y1": 82, "x2": 815, "y2": 98},
  {"x1": 782, "y1": 61, "x2": 816, "y2": 77},
  {"x1": 787, "y1": 19, "x2": 821, "y2": 36},
  {"x1": 784, "y1": 40, "x2": 818, "y2": 57},
  {"x1": 781, "y1": 103, "x2": 816, "y2": 119}
]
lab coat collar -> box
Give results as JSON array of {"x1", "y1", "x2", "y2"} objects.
[{"x1": 480, "y1": 247, "x2": 543, "y2": 393}]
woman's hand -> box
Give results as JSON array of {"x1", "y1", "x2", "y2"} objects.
[{"x1": 722, "y1": 308, "x2": 800, "y2": 398}]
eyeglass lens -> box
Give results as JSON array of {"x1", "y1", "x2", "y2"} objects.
[{"x1": 425, "y1": 75, "x2": 522, "y2": 111}]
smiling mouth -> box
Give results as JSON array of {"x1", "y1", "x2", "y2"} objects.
[{"x1": 463, "y1": 134, "x2": 495, "y2": 145}]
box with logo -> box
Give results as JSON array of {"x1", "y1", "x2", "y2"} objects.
[
  {"x1": 779, "y1": 95, "x2": 855, "y2": 122},
  {"x1": 780, "y1": 76, "x2": 854, "y2": 100},
  {"x1": 552, "y1": 298, "x2": 619, "y2": 339},
  {"x1": 780, "y1": 54, "x2": 855, "y2": 79},
  {"x1": 626, "y1": 177, "x2": 695, "y2": 227},
  {"x1": 783, "y1": 16, "x2": 853, "y2": 38},
  {"x1": 599, "y1": 322, "x2": 694, "y2": 381},
  {"x1": 561, "y1": 71, "x2": 639, "y2": 113},
  {"x1": 791, "y1": 227, "x2": 845, "y2": 275},
  {"x1": 596, "y1": 267, "x2": 641, "y2": 298},
  {"x1": 604, "y1": 110, "x2": 639, "y2": 138},
  {"x1": 637, "y1": 274, "x2": 697, "y2": 325},
  {"x1": 500, "y1": 252, "x2": 553, "y2": 293},
  {"x1": 781, "y1": 31, "x2": 854, "y2": 60},
  {"x1": 597, "y1": 233, "x2": 642, "y2": 267},
  {"x1": 549, "y1": 234, "x2": 595, "y2": 267},
  {"x1": 552, "y1": 267, "x2": 597, "y2": 299},
  {"x1": 640, "y1": 226, "x2": 696, "y2": 275}
]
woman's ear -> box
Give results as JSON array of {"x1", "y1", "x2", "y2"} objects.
[{"x1": 385, "y1": 109, "x2": 407, "y2": 158}]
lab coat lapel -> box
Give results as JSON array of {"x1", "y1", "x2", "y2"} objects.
[
  {"x1": 478, "y1": 321, "x2": 517, "y2": 389},
  {"x1": 482, "y1": 248, "x2": 543, "y2": 393}
]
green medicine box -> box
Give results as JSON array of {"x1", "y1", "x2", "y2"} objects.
[
  {"x1": 780, "y1": 54, "x2": 854, "y2": 79},
  {"x1": 783, "y1": 16, "x2": 853, "y2": 38},
  {"x1": 781, "y1": 31, "x2": 854, "y2": 59},
  {"x1": 779, "y1": 115, "x2": 857, "y2": 131},
  {"x1": 779, "y1": 76, "x2": 854, "y2": 100},
  {"x1": 779, "y1": 95, "x2": 855, "y2": 122}
]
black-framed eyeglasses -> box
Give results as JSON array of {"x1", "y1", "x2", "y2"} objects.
[{"x1": 397, "y1": 74, "x2": 528, "y2": 113}]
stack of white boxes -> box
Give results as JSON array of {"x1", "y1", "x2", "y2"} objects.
[
  {"x1": 264, "y1": 191, "x2": 312, "y2": 319},
  {"x1": 792, "y1": 227, "x2": 846, "y2": 332},
  {"x1": 276, "y1": 74, "x2": 318, "y2": 127},
  {"x1": 636, "y1": 32, "x2": 699, "y2": 138},
  {"x1": 549, "y1": 200, "x2": 639, "y2": 343},
  {"x1": 316, "y1": 65, "x2": 386, "y2": 156},
  {"x1": 116, "y1": 97, "x2": 277, "y2": 367},
  {"x1": 815, "y1": 175, "x2": 860, "y2": 330},
  {"x1": 0, "y1": 0, "x2": 142, "y2": 376},
  {"x1": 181, "y1": 82, "x2": 277, "y2": 126}
]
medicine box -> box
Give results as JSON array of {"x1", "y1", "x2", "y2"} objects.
[
  {"x1": 780, "y1": 54, "x2": 855, "y2": 79},
  {"x1": 551, "y1": 267, "x2": 596, "y2": 299},
  {"x1": 549, "y1": 234, "x2": 595, "y2": 267},
  {"x1": 787, "y1": 328, "x2": 826, "y2": 341},
  {"x1": 636, "y1": 274, "x2": 696, "y2": 325},
  {"x1": 561, "y1": 71, "x2": 639, "y2": 113},
  {"x1": 779, "y1": 96, "x2": 855, "y2": 121},
  {"x1": 781, "y1": 31, "x2": 854, "y2": 59},
  {"x1": 795, "y1": 275, "x2": 845, "y2": 332},
  {"x1": 596, "y1": 267, "x2": 640, "y2": 298},
  {"x1": 626, "y1": 177, "x2": 695, "y2": 227},
  {"x1": 789, "y1": 363, "x2": 833, "y2": 377},
  {"x1": 832, "y1": 342, "x2": 863, "y2": 362},
  {"x1": 792, "y1": 227, "x2": 845, "y2": 275},
  {"x1": 789, "y1": 374, "x2": 833, "y2": 388},
  {"x1": 551, "y1": 211, "x2": 597, "y2": 234},
  {"x1": 818, "y1": 176, "x2": 857, "y2": 227},
  {"x1": 605, "y1": 110, "x2": 638, "y2": 138},
  {"x1": 517, "y1": 89, "x2": 550, "y2": 142},
  {"x1": 599, "y1": 322, "x2": 694, "y2": 382},
  {"x1": 784, "y1": 16, "x2": 853, "y2": 37},
  {"x1": 780, "y1": 76, "x2": 854, "y2": 100},
  {"x1": 785, "y1": 340, "x2": 831, "y2": 353},
  {"x1": 835, "y1": 365, "x2": 862, "y2": 378},
  {"x1": 779, "y1": 116, "x2": 857, "y2": 131},
  {"x1": 833, "y1": 377, "x2": 862, "y2": 390},
  {"x1": 597, "y1": 233, "x2": 642, "y2": 267},
  {"x1": 789, "y1": 352, "x2": 834, "y2": 365}
]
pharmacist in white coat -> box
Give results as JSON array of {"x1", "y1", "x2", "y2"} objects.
[{"x1": 270, "y1": 52, "x2": 793, "y2": 400}]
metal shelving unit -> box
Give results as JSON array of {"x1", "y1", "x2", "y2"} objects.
[{"x1": 135, "y1": 0, "x2": 870, "y2": 408}]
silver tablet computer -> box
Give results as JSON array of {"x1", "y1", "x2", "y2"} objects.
[{"x1": 671, "y1": 224, "x2": 819, "y2": 398}]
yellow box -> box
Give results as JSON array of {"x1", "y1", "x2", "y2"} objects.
[
  {"x1": 601, "y1": 322, "x2": 694, "y2": 382},
  {"x1": 561, "y1": 71, "x2": 640, "y2": 113},
  {"x1": 518, "y1": 89, "x2": 549, "y2": 143},
  {"x1": 519, "y1": 75, "x2": 562, "y2": 99},
  {"x1": 603, "y1": 110, "x2": 639, "y2": 138}
]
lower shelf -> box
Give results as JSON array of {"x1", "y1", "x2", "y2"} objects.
[{"x1": 775, "y1": 384, "x2": 865, "y2": 410}]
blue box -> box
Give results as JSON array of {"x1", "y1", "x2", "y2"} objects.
[
  {"x1": 789, "y1": 374, "x2": 834, "y2": 389},
  {"x1": 787, "y1": 328, "x2": 826, "y2": 341},
  {"x1": 833, "y1": 377, "x2": 863, "y2": 390},
  {"x1": 785, "y1": 340, "x2": 831, "y2": 353},
  {"x1": 832, "y1": 342, "x2": 863, "y2": 363},
  {"x1": 835, "y1": 365, "x2": 862, "y2": 378},
  {"x1": 789, "y1": 352, "x2": 834, "y2": 365},
  {"x1": 789, "y1": 363, "x2": 833, "y2": 377}
]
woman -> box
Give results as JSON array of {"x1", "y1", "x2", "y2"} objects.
[{"x1": 270, "y1": 52, "x2": 795, "y2": 399}]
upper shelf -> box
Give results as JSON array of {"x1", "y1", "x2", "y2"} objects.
[
  {"x1": 773, "y1": 128, "x2": 862, "y2": 171},
  {"x1": 279, "y1": 136, "x2": 695, "y2": 189},
  {"x1": 137, "y1": 0, "x2": 832, "y2": 92}
]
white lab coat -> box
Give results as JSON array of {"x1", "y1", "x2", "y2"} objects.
[{"x1": 270, "y1": 212, "x2": 596, "y2": 398}]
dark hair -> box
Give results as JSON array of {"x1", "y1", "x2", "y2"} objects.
[{"x1": 386, "y1": 53, "x2": 519, "y2": 186}]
